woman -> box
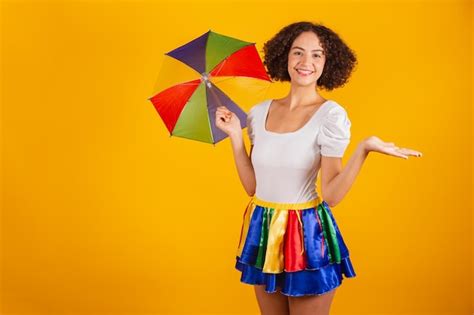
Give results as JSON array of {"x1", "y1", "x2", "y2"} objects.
[{"x1": 215, "y1": 21, "x2": 422, "y2": 315}]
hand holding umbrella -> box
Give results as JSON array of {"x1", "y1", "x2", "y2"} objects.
[{"x1": 215, "y1": 105, "x2": 242, "y2": 137}]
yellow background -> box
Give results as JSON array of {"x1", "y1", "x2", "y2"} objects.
[{"x1": 1, "y1": 0, "x2": 472, "y2": 314}]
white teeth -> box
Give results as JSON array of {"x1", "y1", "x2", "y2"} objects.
[{"x1": 297, "y1": 69, "x2": 313, "y2": 74}]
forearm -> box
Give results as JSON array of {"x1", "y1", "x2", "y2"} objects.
[
  {"x1": 325, "y1": 141, "x2": 369, "y2": 207},
  {"x1": 229, "y1": 131, "x2": 256, "y2": 196}
]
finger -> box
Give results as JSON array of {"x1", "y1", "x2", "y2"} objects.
[
  {"x1": 222, "y1": 107, "x2": 231, "y2": 114},
  {"x1": 384, "y1": 148, "x2": 408, "y2": 159},
  {"x1": 215, "y1": 113, "x2": 228, "y2": 122},
  {"x1": 217, "y1": 109, "x2": 231, "y2": 116},
  {"x1": 390, "y1": 151, "x2": 409, "y2": 159},
  {"x1": 406, "y1": 149, "x2": 422, "y2": 157},
  {"x1": 399, "y1": 148, "x2": 423, "y2": 157},
  {"x1": 407, "y1": 150, "x2": 423, "y2": 157},
  {"x1": 216, "y1": 116, "x2": 229, "y2": 124},
  {"x1": 216, "y1": 111, "x2": 230, "y2": 117}
]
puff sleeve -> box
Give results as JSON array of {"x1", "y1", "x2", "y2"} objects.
[
  {"x1": 317, "y1": 105, "x2": 351, "y2": 157},
  {"x1": 246, "y1": 106, "x2": 256, "y2": 145}
]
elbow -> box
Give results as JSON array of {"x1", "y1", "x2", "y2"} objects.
[
  {"x1": 323, "y1": 195, "x2": 339, "y2": 208},
  {"x1": 326, "y1": 200, "x2": 338, "y2": 208},
  {"x1": 321, "y1": 189, "x2": 340, "y2": 208},
  {"x1": 246, "y1": 177, "x2": 256, "y2": 197},
  {"x1": 247, "y1": 189, "x2": 256, "y2": 197}
]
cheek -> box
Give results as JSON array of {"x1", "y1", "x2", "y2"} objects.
[
  {"x1": 287, "y1": 57, "x2": 295, "y2": 66},
  {"x1": 314, "y1": 60, "x2": 325, "y2": 71}
]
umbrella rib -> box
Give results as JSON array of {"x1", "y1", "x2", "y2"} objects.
[
  {"x1": 212, "y1": 76, "x2": 236, "y2": 83},
  {"x1": 212, "y1": 58, "x2": 228, "y2": 76}
]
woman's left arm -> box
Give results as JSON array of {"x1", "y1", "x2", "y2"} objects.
[{"x1": 321, "y1": 136, "x2": 423, "y2": 207}]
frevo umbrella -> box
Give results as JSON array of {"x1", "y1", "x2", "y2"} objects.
[{"x1": 148, "y1": 29, "x2": 272, "y2": 145}]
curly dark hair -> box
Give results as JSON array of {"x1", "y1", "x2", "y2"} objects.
[{"x1": 262, "y1": 21, "x2": 358, "y2": 91}]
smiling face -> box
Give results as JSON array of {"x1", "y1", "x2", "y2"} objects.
[{"x1": 287, "y1": 31, "x2": 326, "y2": 87}]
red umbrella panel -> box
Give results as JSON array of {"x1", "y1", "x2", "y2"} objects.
[{"x1": 148, "y1": 29, "x2": 272, "y2": 144}]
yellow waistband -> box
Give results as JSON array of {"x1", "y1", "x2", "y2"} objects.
[{"x1": 250, "y1": 195, "x2": 322, "y2": 209}]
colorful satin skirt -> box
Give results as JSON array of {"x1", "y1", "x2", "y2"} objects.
[{"x1": 235, "y1": 195, "x2": 356, "y2": 297}]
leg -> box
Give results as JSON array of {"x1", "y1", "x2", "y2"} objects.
[
  {"x1": 254, "y1": 284, "x2": 290, "y2": 315},
  {"x1": 288, "y1": 288, "x2": 337, "y2": 315}
]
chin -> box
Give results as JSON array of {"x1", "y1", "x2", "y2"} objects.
[{"x1": 292, "y1": 78, "x2": 317, "y2": 86}]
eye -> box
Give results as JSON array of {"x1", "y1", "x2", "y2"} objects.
[
  {"x1": 294, "y1": 51, "x2": 302, "y2": 55},
  {"x1": 313, "y1": 54, "x2": 321, "y2": 58}
]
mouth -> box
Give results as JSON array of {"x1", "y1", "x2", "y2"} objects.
[{"x1": 295, "y1": 68, "x2": 314, "y2": 76}]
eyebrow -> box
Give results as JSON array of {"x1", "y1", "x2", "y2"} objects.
[{"x1": 291, "y1": 46, "x2": 324, "y2": 52}]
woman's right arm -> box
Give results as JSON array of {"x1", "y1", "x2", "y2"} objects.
[
  {"x1": 228, "y1": 131, "x2": 256, "y2": 196},
  {"x1": 215, "y1": 105, "x2": 256, "y2": 196}
]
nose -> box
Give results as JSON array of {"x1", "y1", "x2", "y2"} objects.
[{"x1": 300, "y1": 54, "x2": 313, "y2": 67}]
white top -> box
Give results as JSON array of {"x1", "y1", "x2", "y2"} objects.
[{"x1": 247, "y1": 99, "x2": 351, "y2": 204}]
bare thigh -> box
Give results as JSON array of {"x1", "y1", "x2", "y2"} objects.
[
  {"x1": 288, "y1": 288, "x2": 337, "y2": 315},
  {"x1": 254, "y1": 284, "x2": 290, "y2": 315}
]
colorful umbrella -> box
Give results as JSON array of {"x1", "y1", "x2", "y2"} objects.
[{"x1": 148, "y1": 29, "x2": 272, "y2": 145}]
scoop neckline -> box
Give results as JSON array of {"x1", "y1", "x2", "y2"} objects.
[{"x1": 262, "y1": 99, "x2": 332, "y2": 135}]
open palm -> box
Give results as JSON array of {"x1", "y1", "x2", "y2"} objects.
[{"x1": 364, "y1": 136, "x2": 423, "y2": 159}]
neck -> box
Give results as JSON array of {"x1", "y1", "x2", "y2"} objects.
[{"x1": 283, "y1": 83, "x2": 323, "y2": 110}]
